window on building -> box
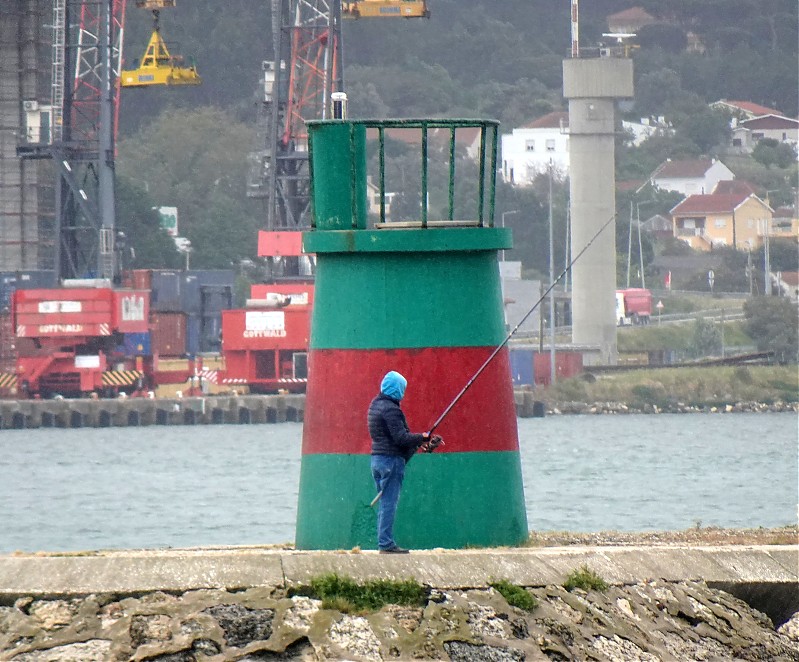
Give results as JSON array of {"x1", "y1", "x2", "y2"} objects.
[
  {"x1": 714, "y1": 219, "x2": 727, "y2": 228},
  {"x1": 732, "y1": 138, "x2": 742, "y2": 147},
  {"x1": 546, "y1": 139, "x2": 556, "y2": 152},
  {"x1": 525, "y1": 140, "x2": 535, "y2": 152}
]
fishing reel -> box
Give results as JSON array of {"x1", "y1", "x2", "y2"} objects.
[{"x1": 420, "y1": 434, "x2": 444, "y2": 453}]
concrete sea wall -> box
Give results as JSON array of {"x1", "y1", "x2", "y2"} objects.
[
  {"x1": 0, "y1": 545, "x2": 797, "y2": 661},
  {"x1": 1, "y1": 393, "x2": 796, "y2": 429}
]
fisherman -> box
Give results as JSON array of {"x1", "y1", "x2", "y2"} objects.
[{"x1": 367, "y1": 370, "x2": 442, "y2": 554}]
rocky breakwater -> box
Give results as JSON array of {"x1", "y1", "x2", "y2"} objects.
[
  {"x1": 1, "y1": 577, "x2": 798, "y2": 660},
  {"x1": 547, "y1": 400, "x2": 799, "y2": 416}
]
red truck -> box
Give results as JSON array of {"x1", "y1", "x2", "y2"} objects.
[{"x1": 616, "y1": 288, "x2": 652, "y2": 326}]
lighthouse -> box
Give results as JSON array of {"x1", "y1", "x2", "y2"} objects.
[{"x1": 295, "y1": 118, "x2": 528, "y2": 550}]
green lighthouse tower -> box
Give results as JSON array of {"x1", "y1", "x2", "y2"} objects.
[{"x1": 296, "y1": 118, "x2": 528, "y2": 550}]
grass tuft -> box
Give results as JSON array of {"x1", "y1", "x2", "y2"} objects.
[
  {"x1": 289, "y1": 573, "x2": 426, "y2": 613},
  {"x1": 490, "y1": 579, "x2": 538, "y2": 611},
  {"x1": 563, "y1": 565, "x2": 609, "y2": 592}
]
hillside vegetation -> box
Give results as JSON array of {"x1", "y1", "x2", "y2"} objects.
[
  {"x1": 545, "y1": 365, "x2": 798, "y2": 408},
  {"x1": 116, "y1": 0, "x2": 798, "y2": 278}
]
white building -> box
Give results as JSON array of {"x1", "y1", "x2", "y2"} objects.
[
  {"x1": 622, "y1": 117, "x2": 672, "y2": 146},
  {"x1": 501, "y1": 111, "x2": 569, "y2": 186},
  {"x1": 650, "y1": 158, "x2": 734, "y2": 196}
]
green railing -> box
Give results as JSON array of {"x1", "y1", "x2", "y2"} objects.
[{"x1": 307, "y1": 118, "x2": 499, "y2": 230}]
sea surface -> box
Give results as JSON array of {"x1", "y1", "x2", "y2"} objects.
[{"x1": 0, "y1": 413, "x2": 796, "y2": 553}]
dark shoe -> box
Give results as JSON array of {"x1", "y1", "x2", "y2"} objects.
[{"x1": 379, "y1": 546, "x2": 410, "y2": 554}]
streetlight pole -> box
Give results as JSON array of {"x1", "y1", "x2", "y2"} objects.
[
  {"x1": 548, "y1": 162, "x2": 556, "y2": 385},
  {"x1": 500, "y1": 210, "x2": 519, "y2": 262},
  {"x1": 499, "y1": 210, "x2": 519, "y2": 332}
]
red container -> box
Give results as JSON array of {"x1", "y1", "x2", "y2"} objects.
[
  {"x1": 533, "y1": 351, "x2": 584, "y2": 386},
  {"x1": 132, "y1": 269, "x2": 152, "y2": 291},
  {"x1": 150, "y1": 312, "x2": 187, "y2": 357}
]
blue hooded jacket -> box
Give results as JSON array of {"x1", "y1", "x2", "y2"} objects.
[
  {"x1": 380, "y1": 371, "x2": 407, "y2": 400},
  {"x1": 368, "y1": 371, "x2": 424, "y2": 460}
]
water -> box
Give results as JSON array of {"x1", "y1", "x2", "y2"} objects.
[{"x1": 0, "y1": 413, "x2": 795, "y2": 553}]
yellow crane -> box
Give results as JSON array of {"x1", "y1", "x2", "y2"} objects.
[
  {"x1": 120, "y1": 0, "x2": 201, "y2": 87},
  {"x1": 342, "y1": 0, "x2": 430, "y2": 19}
]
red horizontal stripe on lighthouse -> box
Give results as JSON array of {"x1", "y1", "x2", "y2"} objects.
[{"x1": 302, "y1": 347, "x2": 519, "y2": 455}]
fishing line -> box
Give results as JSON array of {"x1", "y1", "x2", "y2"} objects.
[{"x1": 427, "y1": 211, "x2": 618, "y2": 435}]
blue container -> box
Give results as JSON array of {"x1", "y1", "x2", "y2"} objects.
[
  {"x1": 0, "y1": 270, "x2": 57, "y2": 312},
  {"x1": 186, "y1": 314, "x2": 201, "y2": 357},
  {"x1": 150, "y1": 270, "x2": 182, "y2": 311},
  {"x1": 509, "y1": 347, "x2": 534, "y2": 386},
  {"x1": 199, "y1": 313, "x2": 223, "y2": 352},
  {"x1": 117, "y1": 332, "x2": 151, "y2": 356},
  {"x1": 181, "y1": 270, "x2": 235, "y2": 313}
]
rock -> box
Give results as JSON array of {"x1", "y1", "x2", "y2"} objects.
[
  {"x1": 203, "y1": 603, "x2": 274, "y2": 648},
  {"x1": 778, "y1": 611, "x2": 799, "y2": 642},
  {"x1": 1, "y1": 580, "x2": 797, "y2": 661},
  {"x1": 9, "y1": 639, "x2": 112, "y2": 661},
  {"x1": 444, "y1": 640, "x2": 525, "y2": 661}
]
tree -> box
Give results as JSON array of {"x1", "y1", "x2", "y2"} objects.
[
  {"x1": 752, "y1": 139, "x2": 797, "y2": 169},
  {"x1": 675, "y1": 108, "x2": 731, "y2": 154},
  {"x1": 117, "y1": 107, "x2": 261, "y2": 269},
  {"x1": 753, "y1": 239, "x2": 799, "y2": 273},
  {"x1": 743, "y1": 296, "x2": 799, "y2": 363},
  {"x1": 636, "y1": 24, "x2": 688, "y2": 53},
  {"x1": 115, "y1": 177, "x2": 181, "y2": 269},
  {"x1": 687, "y1": 316, "x2": 722, "y2": 359}
]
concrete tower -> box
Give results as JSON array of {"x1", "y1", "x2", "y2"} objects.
[{"x1": 563, "y1": 58, "x2": 633, "y2": 365}]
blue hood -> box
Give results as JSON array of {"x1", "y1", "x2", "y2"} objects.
[{"x1": 380, "y1": 371, "x2": 407, "y2": 401}]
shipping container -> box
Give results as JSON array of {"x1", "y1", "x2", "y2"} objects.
[
  {"x1": 180, "y1": 270, "x2": 235, "y2": 313},
  {"x1": 150, "y1": 311, "x2": 187, "y2": 356},
  {"x1": 0, "y1": 311, "x2": 15, "y2": 371},
  {"x1": 0, "y1": 270, "x2": 57, "y2": 311},
  {"x1": 150, "y1": 270, "x2": 182, "y2": 311},
  {"x1": 186, "y1": 314, "x2": 201, "y2": 356},
  {"x1": 200, "y1": 313, "x2": 222, "y2": 352},
  {"x1": 115, "y1": 332, "x2": 151, "y2": 356},
  {"x1": 508, "y1": 347, "x2": 534, "y2": 386},
  {"x1": 533, "y1": 351, "x2": 584, "y2": 386},
  {"x1": 131, "y1": 269, "x2": 152, "y2": 291}
]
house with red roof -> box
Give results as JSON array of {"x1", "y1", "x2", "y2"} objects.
[
  {"x1": 737, "y1": 115, "x2": 799, "y2": 150},
  {"x1": 670, "y1": 192, "x2": 773, "y2": 251},
  {"x1": 607, "y1": 7, "x2": 656, "y2": 34},
  {"x1": 501, "y1": 111, "x2": 569, "y2": 185},
  {"x1": 365, "y1": 126, "x2": 483, "y2": 160},
  {"x1": 650, "y1": 158, "x2": 734, "y2": 196},
  {"x1": 711, "y1": 99, "x2": 784, "y2": 121},
  {"x1": 712, "y1": 180, "x2": 757, "y2": 196}
]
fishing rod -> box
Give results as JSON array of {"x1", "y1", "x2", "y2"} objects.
[{"x1": 426, "y1": 211, "x2": 618, "y2": 435}]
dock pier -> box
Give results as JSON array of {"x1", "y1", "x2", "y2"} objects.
[{"x1": 0, "y1": 392, "x2": 546, "y2": 429}]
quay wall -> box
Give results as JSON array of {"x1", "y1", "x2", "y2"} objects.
[
  {"x1": 1, "y1": 392, "x2": 796, "y2": 429},
  {"x1": 0, "y1": 394, "x2": 306, "y2": 429}
]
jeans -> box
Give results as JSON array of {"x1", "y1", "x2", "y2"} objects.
[{"x1": 371, "y1": 454, "x2": 406, "y2": 550}]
